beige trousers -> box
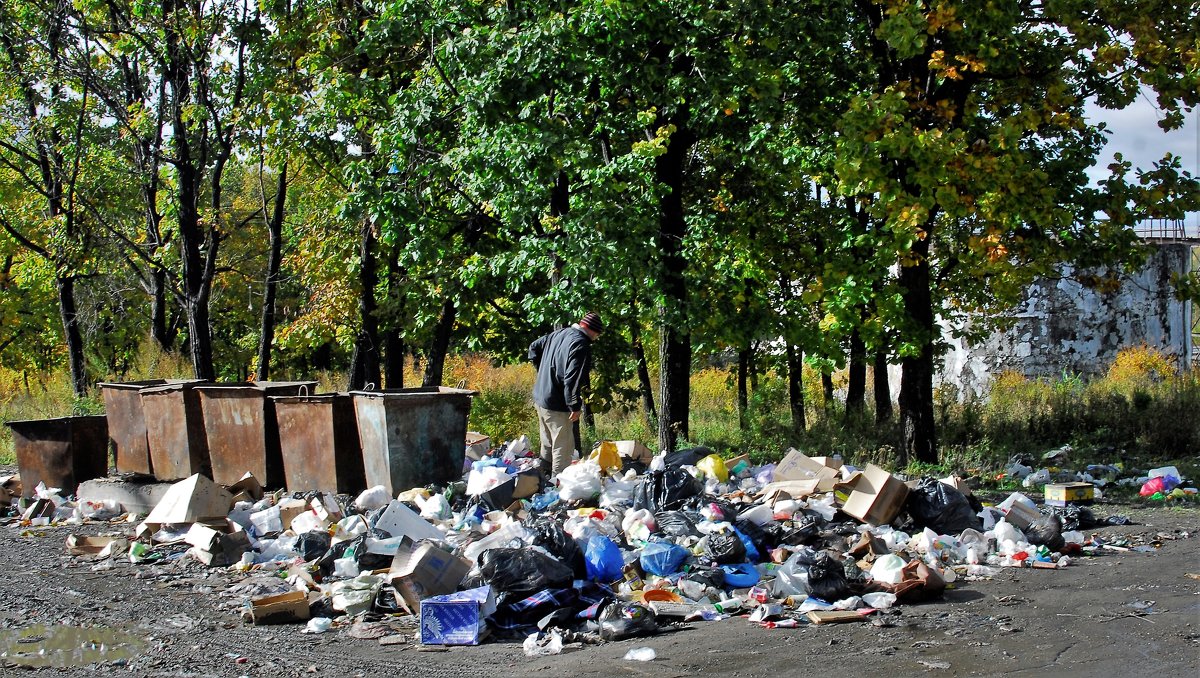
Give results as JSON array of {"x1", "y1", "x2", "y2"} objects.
[{"x1": 536, "y1": 406, "x2": 575, "y2": 476}]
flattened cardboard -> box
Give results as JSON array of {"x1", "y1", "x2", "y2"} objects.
[
  {"x1": 375, "y1": 500, "x2": 443, "y2": 543},
  {"x1": 841, "y1": 463, "x2": 909, "y2": 526},
  {"x1": 755, "y1": 479, "x2": 822, "y2": 499},
  {"x1": 388, "y1": 542, "x2": 471, "y2": 613},
  {"x1": 143, "y1": 474, "x2": 233, "y2": 525},
  {"x1": 248, "y1": 590, "x2": 311, "y2": 625},
  {"x1": 511, "y1": 470, "x2": 542, "y2": 500},
  {"x1": 807, "y1": 610, "x2": 867, "y2": 624},
  {"x1": 65, "y1": 534, "x2": 127, "y2": 557},
  {"x1": 773, "y1": 448, "x2": 839, "y2": 491}
]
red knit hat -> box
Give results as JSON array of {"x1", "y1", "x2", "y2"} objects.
[{"x1": 580, "y1": 312, "x2": 604, "y2": 333}]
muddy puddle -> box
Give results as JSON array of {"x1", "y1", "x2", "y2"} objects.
[{"x1": 0, "y1": 624, "x2": 144, "y2": 668}]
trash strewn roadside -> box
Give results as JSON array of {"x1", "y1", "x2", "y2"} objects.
[{"x1": 0, "y1": 441, "x2": 1193, "y2": 655}]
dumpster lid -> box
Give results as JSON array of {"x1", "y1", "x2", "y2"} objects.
[
  {"x1": 97, "y1": 379, "x2": 172, "y2": 390},
  {"x1": 348, "y1": 387, "x2": 477, "y2": 398},
  {"x1": 6, "y1": 414, "x2": 108, "y2": 429}
]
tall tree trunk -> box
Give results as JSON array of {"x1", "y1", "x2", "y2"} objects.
[
  {"x1": 56, "y1": 276, "x2": 88, "y2": 396},
  {"x1": 348, "y1": 219, "x2": 381, "y2": 390},
  {"x1": 874, "y1": 347, "x2": 893, "y2": 424},
  {"x1": 655, "y1": 123, "x2": 695, "y2": 453},
  {"x1": 382, "y1": 245, "x2": 406, "y2": 388},
  {"x1": 737, "y1": 345, "x2": 751, "y2": 431},
  {"x1": 422, "y1": 298, "x2": 456, "y2": 387},
  {"x1": 256, "y1": 164, "x2": 287, "y2": 381},
  {"x1": 786, "y1": 343, "x2": 805, "y2": 432},
  {"x1": 822, "y1": 373, "x2": 834, "y2": 412},
  {"x1": 898, "y1": 234, "x2": 937, "y2": 464},
  {"x1": 632, "y1": 319, "x2": 657, "y2": 428},
  {"x1": 846, "y1": 329, "x2": 866, "y2": 418},
  {"x1": 164, "y1": 0, "x2": 217, "y2": 380}
]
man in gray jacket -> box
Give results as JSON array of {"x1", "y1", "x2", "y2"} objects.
[{"x1": 528, "y1": 312, "x2": 603, "y2": 476}]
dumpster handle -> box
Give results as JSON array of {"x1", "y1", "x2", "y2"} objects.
[
  {"x1": 364, "y1": 382, "x2": 377, "y2": 392},
  {"x1": 298, "y1": 384, "x2": 309, "y2": 397},
  {"x1": 455, "y1": 379, "x2": 468, "y2": 390}
]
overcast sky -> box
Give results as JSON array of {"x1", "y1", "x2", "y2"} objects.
[{"x1": 1085, "y1": 95, "x2": 1200, "y2": 233}]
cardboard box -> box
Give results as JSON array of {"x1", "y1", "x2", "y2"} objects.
[
  {"x1": 614, "y1": 440, "x2": 654, "y2": 464},
  {"x1": 142, "y1": 474, "x2": 233, "y2": 526},
  {"x1": 807, "y1": 610, "x2": 866, "y2": 625},
  {"x1": 1002, "y1": 501, "x2": 1040, "y2": 530},
  {"x1": 65, "y1": 534, "x2": 128, "y2": 557},
  {"x1": 465, "y1": 432, "x2": 490, "y2": 461},
  {"x1": 1045, "y1": 482, "x2": 1094, "y2": 506},
  {"x1": 840, "y1": 464, "x2": 909, "y2": 526},
  {"x1": 773, "y1": 448, "x2": 839, "y2": 491},
  {"x1": 389, "y1": 542, "x2": 471, "y2": 613},
  {"x1": 419, "y1": 586, "x2": 495, "y2": 645},
  {"x1": 247, "y1": 590, "x2": 311, "y2": 625}
]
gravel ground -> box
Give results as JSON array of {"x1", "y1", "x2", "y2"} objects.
[{"x1": 0, "y1": 487, "x2": 1196, "y2": 678}]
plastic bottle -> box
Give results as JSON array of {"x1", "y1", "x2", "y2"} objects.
[{"x1": 713, "y1": 597, "x2": 742, "y2": 613}]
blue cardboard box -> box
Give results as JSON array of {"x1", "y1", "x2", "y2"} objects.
[{"x1": 419, "y1": 585, "x2": 496, "y2": 645}]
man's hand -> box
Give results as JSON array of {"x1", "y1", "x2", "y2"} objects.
[{"x1": 569, "y1": 410, "x2": 581, "y2": 422}]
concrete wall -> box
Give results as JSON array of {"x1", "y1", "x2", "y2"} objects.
[{"x1": 939, "y1": 243, "x2": 1194, "y2": 399}]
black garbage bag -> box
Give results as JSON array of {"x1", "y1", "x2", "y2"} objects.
[
  {"x1": 655, "y1": 510, "x2": 701, "y2": 537},
  {"x1": 633, "y1": 468, "x2": 702, "y2": 513},
  {"x1": 479, "y1": 548, "x2": 575, "y2": 602},
  {"x1": 682, "y1": 494, "x2": 742, "y2": 523},
  {"x1": 530, "y1": 516, "x2": 587, "y2": 578},
  {"x1": 1025, "y1": 514, "x2": 1066, "y2": 552},
  {"x1": 296, "y1": 531, "x2": 332, "y2": 562},
  {"x1": 794, "y1": 548, "x2": 850, "y2": 601},
  {"x1": 373, "y1": 584, "x2": 405, "y2": 613},
  {"x1": 704, "y1": 529, "x2": 747, "y2": 565},
  {"x1": 735, "y1": 519, "x2": 775, "y2": 554},
  {"x1": 1039, "y1": 504, "x2": 1097, "y2": 531},
  {"x1": 681, "y1": 565, "x2": 725, "y2": 589},
  {"x1": 904, "y1": 477, "x2": 982, "y2": 535},
  {"x1": 597, "y1": 601, "x2": 659, "y2": 641},
  {"x1": 663, "y1": 446, "x2": 713, "y2": 468},
  {"x1": 353, "y1": 534, "x2": 393, "y2": 572},
  {"x1": 316, "y1": 537, "x2": 355, "y2": 577},
  {"x1": 771, "y1": 516, "x2": 821, "y2": 546}
]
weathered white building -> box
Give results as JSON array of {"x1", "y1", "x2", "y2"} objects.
[{"x1": 939, "y1": 225, "x2": 1198, "y2": 399}]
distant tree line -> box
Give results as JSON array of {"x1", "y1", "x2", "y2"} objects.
[{"x1": 1, "y1": 0, "x2": 1197, "y2": 462}]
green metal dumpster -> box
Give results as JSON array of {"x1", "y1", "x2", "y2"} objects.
[{"x1": 350, "y1": 387, "x2": 476, "y2": 495}]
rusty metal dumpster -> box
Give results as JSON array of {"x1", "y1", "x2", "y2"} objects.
[
  {"x1": 196, "y1": 382, "x2": 317, "y2": 488},
  {"x1": 6, "y1": 415, "x2": 110, "y2": 497},
  {"x1": 350, "y1": 387, "x2": 476, "y2": 495},
  {"x1": 140, "y1": 381, "x2": 212, "y2": 481},
  {"x1": 99, "y1": 380, "x2": 167, "y2": 475},
  {"x1": 272, "y1": 392, "x2": 365, "y2": 494}
]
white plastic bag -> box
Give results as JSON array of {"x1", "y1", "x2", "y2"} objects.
[
  {"x1": 557, "y1": 460, "x2": 602, "y2": 501},
  {"x1": 354, "y1": 485, "x2": 390, "y2": 512}
]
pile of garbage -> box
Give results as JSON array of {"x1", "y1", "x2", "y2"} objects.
[
  {"x1": 0, "y1": 441, "x2": 1181, "y2": 652},
  {"x1": 998, "y1": 446, "x2": 1195, "y2": 502}
]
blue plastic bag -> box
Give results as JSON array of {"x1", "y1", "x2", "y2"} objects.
[
  {"x1": 585, "y1": 535, "x2": 624, "y2": 583},
  {"x1": 720, "y1": 562, "x2": 761, "y2": 588},
  {"x1": 640, "y1": 540, "x2": 689, "y2": 576},
  {"x1": 732, "y1": 526, "x2": 761, "y2": 563}
]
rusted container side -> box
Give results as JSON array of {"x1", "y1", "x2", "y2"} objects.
[
  {"x1": 141, "y1": 381, "x2": 212, "y2": 481},
  {"x1": 99, "y1": 380, "x2": 165, "y2": 474},
  {"x1": 350, "y1": 387, "x2": 476, "y2": 496},
  {"x1": 6, "y1": 415, "x2": 110, "y2": 497},
  {"x1": 273, "y1": 393, "x2": 365, "y2": 494},
  {"x1": 196, "y1": 382, "x2": 316, "y2": 488}
]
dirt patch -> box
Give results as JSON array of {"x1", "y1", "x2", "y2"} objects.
[{"x1": 1, "y1": 496, "x2": 1195, "y2": 677}]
